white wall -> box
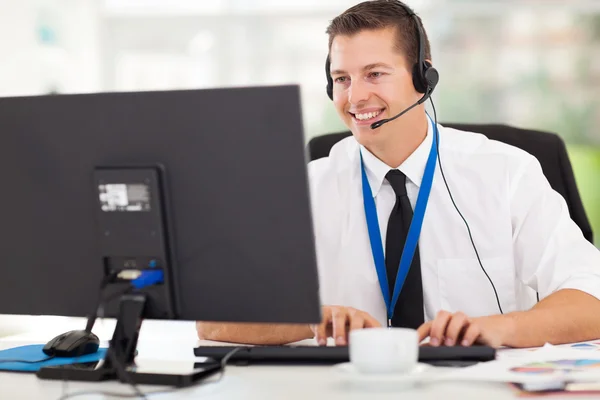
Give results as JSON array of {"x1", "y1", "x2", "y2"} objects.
[
  {"x1": 0, "y1": 0, "x2": 103, "y2": 337},
  {"x1": 0, "y1": 0, "x2": 101, "y2": 97}
]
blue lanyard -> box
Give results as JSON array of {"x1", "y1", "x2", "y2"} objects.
[{"x1": 360, "y1": 118, "x2": 438, "y2": 326}]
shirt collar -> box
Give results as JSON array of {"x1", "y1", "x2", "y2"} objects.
[{"x1": 360, "y1": 117, "x2": 434, "y2": 197}]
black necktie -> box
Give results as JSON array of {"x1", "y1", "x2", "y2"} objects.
[{"x1": 384, "y1": 170, "x2": 425, "y2": 329}]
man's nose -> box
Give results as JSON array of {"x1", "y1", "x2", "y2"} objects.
[{"x1": 348, "y1": 80, "x2": 369, "y2": 105}]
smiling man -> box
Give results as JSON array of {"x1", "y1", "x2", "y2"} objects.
[{"x1": 197, "y1": 0, "x2": 600, "y2": 348}]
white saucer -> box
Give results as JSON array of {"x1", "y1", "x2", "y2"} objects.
[{"x1": 334, "y1": 363, "x2": 429, "y2": 390}]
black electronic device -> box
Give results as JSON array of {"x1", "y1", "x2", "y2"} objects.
[
  {"x1": 43, "y1": 330, "x2": 100, "y2": 358},
  {"x1": 193, "y1": 344, "x2": 496, "y2": 367},
  {"x1": 0, "y1": 85, "x2": 321, "y2": 386}
]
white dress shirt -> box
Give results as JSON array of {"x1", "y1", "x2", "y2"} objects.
[{"x1": 307, "y1": 118, "x2": 600, "y2": 326}]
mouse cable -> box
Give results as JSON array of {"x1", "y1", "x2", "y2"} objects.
[
  {"x1": 55, "y1": 346, "x2": 244, "y2": 400},
  {"x1": 59, "y1": 269, "x2": 243, "y2": 400},
  {"x1": 59, "y1": 270, "x2": 149, "y2": 399},
  {"x1": 0, "y1": 355, "x2": 55, "y2": 364},
  {"x1": 85, "y1": 271, "x2": 120, "y2": 333},
  {"x1": 430, "y1": 99, "x2": 504, "y2": 315}
]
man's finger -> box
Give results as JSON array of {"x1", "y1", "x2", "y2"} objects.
[
  {"x1": 348, "y1": 311, "x2": 365, "y2": 333},
  {"x1": 444, "y1": 312, "x2": 469, "y2": 346},
  {"x1": 417, "y1": 321, "x2": 433, "y2": 343},
  {"x1": 430, "y1": 311, "x2": 452, "y2": 346},
  {"x1": 461, "y1": 322, "x2": 481, "y2": 347},
  {"x1": 331, "y1": 309, "x2": 349, "y2": 346},
  {"x1": 315, "y1": 308, "x2": 331, "y2": 346}
]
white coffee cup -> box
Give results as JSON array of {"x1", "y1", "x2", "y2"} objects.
[{"x1": 349, "y1": 327, "x2": 418, "y2": 374}]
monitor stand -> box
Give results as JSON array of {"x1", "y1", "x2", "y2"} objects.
[{"x1": 37, "y1": 294, "x2": 221, "y2": 387}]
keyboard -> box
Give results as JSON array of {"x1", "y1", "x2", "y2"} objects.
[{"x1": 194, "y1": 345, "x2": 496, "y2": 367}]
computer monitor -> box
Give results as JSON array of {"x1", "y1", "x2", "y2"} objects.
[{"x1": 0, "y1": 86, "x2": 321, "y2": 384}]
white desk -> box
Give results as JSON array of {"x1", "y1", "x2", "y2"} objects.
[{"x1": 0, "y1": 320, "x2": 594, "y2": 400}]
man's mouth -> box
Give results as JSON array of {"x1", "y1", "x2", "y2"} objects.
[{"x1": 349, "y1": 108, "x2": 385, "y2": 124}]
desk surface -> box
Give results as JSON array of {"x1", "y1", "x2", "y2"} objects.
[{"x1": 0, "y1": 319, "x2": 595, "y2": 400}]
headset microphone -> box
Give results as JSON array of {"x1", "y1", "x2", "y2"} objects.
[{"x1": 370, "y1": 87, "x2": 433, "y2": 130}]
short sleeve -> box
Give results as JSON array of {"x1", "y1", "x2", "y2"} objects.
[{"x1": 510, "y1": 156, "x2": 600, "y2": 300}]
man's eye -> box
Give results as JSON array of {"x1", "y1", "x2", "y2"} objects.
[
  {"x1": 368, "y1": 72, "x2": 382, "y2": 78},
  {"x1": 334, "y1": 77, "x2": 348, "y2": 84}
]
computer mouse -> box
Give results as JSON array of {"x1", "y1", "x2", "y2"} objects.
[{"x1": 42, "y1": 330, "x2": 100, "y2": 357}]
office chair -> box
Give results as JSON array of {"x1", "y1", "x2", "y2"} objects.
[{"x1": 307, "y1": 123, "x2": 594, "y2": 244}]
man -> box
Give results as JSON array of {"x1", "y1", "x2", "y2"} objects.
[{"x1": 197, "y1": 0, "x2": 600, "y2": 348}]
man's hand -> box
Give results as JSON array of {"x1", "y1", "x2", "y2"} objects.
[
  {"x1": 417, "y1": 311, "x2": 515, "y2": 348},
  {"x1": 310, "y1": 306, "x2": 381, "y2": 346}
]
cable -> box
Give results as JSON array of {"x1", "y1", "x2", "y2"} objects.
[
  {"x1": 86, "y1": 271, "x2": 120, "y2": 332},
  {"x1": 430, "y1": 99, "x2": 504, "y2": 315},
  {"x1": 107, "y1": 346, "x2": 147, "y2": 400},
  {"x1": 212, "y1": 346, "x2": 243, "y2": 384},
  {"x1": 58, "y1": 269, "x2": 234, "y2": 400},
  {"x1": 76, "y1": 272, "x2": 159, "y2": 398},
  {"x1": 58, "y1": 393, "x2": 150, "y2": 399},
  {"x1": 56, "y1": 347, "x2": 243, "y2": 400},
  {"x1": 0, "y1": 356, "x2": 55, "y2": 364},
  {"x1": 58, "y1": 272, "x2": 121, "y2": 399},
  {"x1": 105, "y1": 345, "x2": 244, "y2": 400}
]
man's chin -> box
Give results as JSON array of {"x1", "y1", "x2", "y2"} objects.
[{"x1": 350, "y1": 125, "x2": 383, "y2": 146}]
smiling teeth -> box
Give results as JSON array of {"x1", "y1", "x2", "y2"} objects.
[{"x1": 355, "y1": 110, "x2": 381, "y2": 120}]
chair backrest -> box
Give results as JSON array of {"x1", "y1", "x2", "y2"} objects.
[{"x1": 307, "y1": 123, "x2": 594, "y2": 244}]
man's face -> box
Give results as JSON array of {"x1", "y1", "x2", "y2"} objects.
[{"x1": 329, "y1": 27, "x2": 421, "y2": 146}]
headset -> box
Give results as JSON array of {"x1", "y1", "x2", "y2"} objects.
[{"x1": 325, "y1": 0, "x2": 504, "y2": 314}]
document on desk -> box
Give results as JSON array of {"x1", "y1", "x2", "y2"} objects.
[{"x1": 434, "y1": 343, "x2": 600, "y2": 385}]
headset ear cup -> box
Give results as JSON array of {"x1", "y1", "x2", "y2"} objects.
[
  {"x1": 325, "y1": 57, "x2": 333, "y2": 100},
  {"x1": 412, "y1": 62, "x2": 427, "y2": 94},
  {"x1": 424, "y1": 65, "x2": 439, "y2": 91},
  {"x1": 412, "y1": 61, "x2": 439, "y2": 94}
]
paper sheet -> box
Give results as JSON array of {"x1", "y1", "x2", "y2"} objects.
[{"x1": 432, "y1": 341, "x2": 600, "y2": 385}]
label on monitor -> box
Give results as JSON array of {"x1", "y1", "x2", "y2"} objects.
[{"x1": 98, "y1": 183, "x2": 151, "y2": 212}]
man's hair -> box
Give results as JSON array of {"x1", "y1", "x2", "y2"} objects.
[{"x1": 325, "y1": 0, "x2": 431, "y2": 67}]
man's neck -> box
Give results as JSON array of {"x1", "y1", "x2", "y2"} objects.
[{"x1": 365, "y1": 113, "x2": 428, "y2": 168}]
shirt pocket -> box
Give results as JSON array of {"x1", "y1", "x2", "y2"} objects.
[{"x1": 437, "y1": 256, "x2": 516, "y2": 317}]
